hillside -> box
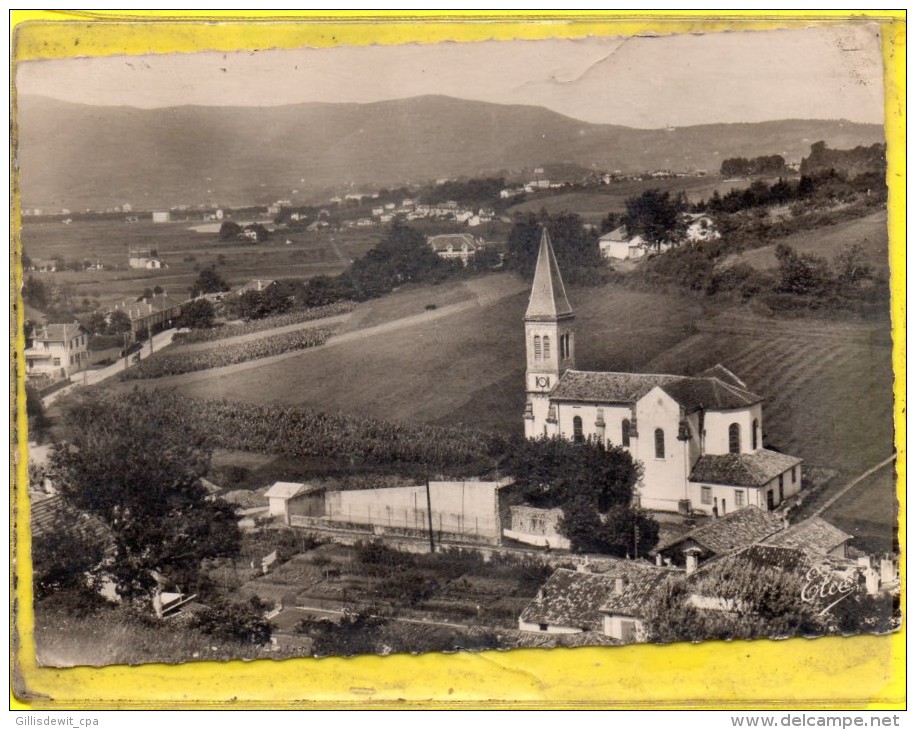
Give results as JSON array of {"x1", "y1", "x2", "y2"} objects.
[{"x1": 16, "y1": 95, "x2": 885, "y2": 211}]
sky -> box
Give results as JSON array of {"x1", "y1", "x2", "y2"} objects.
[{"x1": 16, "y1": 24, "x2": 886, "y2": 128}]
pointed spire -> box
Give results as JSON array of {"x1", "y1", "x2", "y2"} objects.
[{"x1": 525, "y1": 228, "x2": 573, "y2": 321}]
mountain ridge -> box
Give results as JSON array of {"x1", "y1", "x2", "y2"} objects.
[{"x1": 15, "y1": 94, "x2": 885, "y2": 210}]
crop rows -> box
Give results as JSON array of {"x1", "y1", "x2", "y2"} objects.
[
  {"x1": 183, "y1": 397, "x2": 507, "y2": 469},
  {"x1": 122, "y1": 326, "x2": 338, "y2": 379},
  {"x1": 172, "y1": 301, "x2": 357, "y2": 345}
]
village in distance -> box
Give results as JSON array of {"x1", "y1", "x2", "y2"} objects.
[{"x1": 15, "y1": 48, "x2": 900, "y2": 663}]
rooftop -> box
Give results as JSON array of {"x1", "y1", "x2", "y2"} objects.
[
  {"x1": 689, "y1": 449, "x2": 803, "y2": 488},
  {"x1": 550, "y1": 366, "x2": 762, "y2": 411},
  {"x1": 32, "y1": 322, "x2": 86, "y2": 343},
  {"x1": 655, "y1": 506, "x2": 785, "y2": 556},
  {"x1": 519, "y1": 568, "x2": 617, "y2": 631},
  {"x1": 264, "y1": 481, "x2": 319, "y2": 500},
  {"x1": 761, "y1": 517, "x2": 852, "y2": 555},
  {"x1": 427, "y1": 233, "x2": 479, "y2": 253}
]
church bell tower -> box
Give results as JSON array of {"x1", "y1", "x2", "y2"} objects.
[{"x1": 523, "y1": 228, "x2": 575, "y2": 439}]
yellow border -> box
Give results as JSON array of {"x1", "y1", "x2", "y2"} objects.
[{"x1": 10, "y1": 10, "x2": 906, "y2": 710}]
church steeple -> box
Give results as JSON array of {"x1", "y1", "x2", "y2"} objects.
[
  {"x1": 525, "y1": 228, "x2": 574, "y2": 321},
  {"x1": 523, "y1": 228, "x2": 576, "y2": 439}
]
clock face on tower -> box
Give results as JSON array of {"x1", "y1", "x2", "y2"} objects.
[{"x1": 535, "y1": 375, "x2": 550, "y2": 389}]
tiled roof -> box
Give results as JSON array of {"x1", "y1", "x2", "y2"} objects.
[
  {"x1": 33, "y1": 322, "x2": 85, "y2": 343},
  {"x1": 598, "y1": 225, "x2": 630, "y2": 243},
  {"x1": 30, "y1": 493, "x2": 112, "y2": 547},
  {"x1": 599, "y1": 565, "x2": 674, "y2": 617},
  {"x1": 427, "y1": 233, "x2": 479, "y2": 253},
  {"x1": 525, "y1": 229, "x2": 574, "y2": 321},
  {"x1": 689, "y1": 449, "x2": 802, "y2": 488},
  {"x1": 550, "y1": 371, "x2": 681, "y2": 404},
  {"x1": 519, "y1": 569, "x2": 617, "y2": 631},
  {"x1": 520, "y1": 562, "x2": 669, "y2": 629},
  {"x1": 265, "y1": 481, "x2": 316, "y2": 499},
  {"x1": 236, "y1": 279, "x2": 277, "y2": 294},
  {"x1": 761, "y1": 517, "x2": 852, "y2": 555},
  {"x1": 655, "y1": 506, "x2": 785, "y2": 556},
  {"x1": 107, "y1": 293, "x2": 185, "y2": 321},
  {"x1": 549, "y1": 369, "x2": 761, "y2": 410}
]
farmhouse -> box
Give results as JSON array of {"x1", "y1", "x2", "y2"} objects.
[
  {"x1": 128, "y1": 248, "x2": 165, "y2": 269},
  {"x1": 427, "y1": 233, "x2": 480, "y2": 265},
  {"x1": 522, "y1": 230, "x2": 803, "y2": 514},
  {"x1": 24, "y1": 321, "x2": 90, "y2": 384}
]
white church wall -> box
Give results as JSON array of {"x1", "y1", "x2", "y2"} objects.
[
  {"x1": 704, "y1": 404, "x2": 762, "y2": 455},
  {"x1": 633, "y1": 388, "x2": 691, "y2": 512}
]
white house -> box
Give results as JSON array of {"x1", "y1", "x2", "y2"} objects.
[
  {"x1": 152, "y1": 211, "x2": 170, "y2": 223},
  {"x1": 24, "y1": 322, "x2": 90, "y2": 384},
  {"x1": 522, "y1": 229, "x2": 803, "y2": 515},
  {"x1": 265, "y1": 482, "x2": 324, "y2": 525},
  {"x1": 598, "y1": 226, "x2": 646, "y2": 261}
]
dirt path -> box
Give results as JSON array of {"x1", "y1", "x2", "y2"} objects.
[
  {"x1": 114, "y1": 275, "x2": 528, "y2": 390},
  {"x1": 811, "y1": 455, "x2": 897, "y2": 518}
]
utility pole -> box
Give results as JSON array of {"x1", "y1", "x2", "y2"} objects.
[{"x1": 425, "y1": 477, "x2": 435, "y2": 554}]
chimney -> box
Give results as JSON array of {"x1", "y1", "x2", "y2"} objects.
[
  {"x1": 685, "y1": 548, "x2": 701, "y2": 575},
  {"x1": 614, "y1": 577, "x2": 625, "y2": 595},
  {"x1": 655, "y1": 554, "x2": 663, "y2": 567}
]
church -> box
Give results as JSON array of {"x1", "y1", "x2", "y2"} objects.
[{"x1": 522, "y1": 230, "x2": 803, "y2": 516}]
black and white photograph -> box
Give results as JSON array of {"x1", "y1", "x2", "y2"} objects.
[{"x1": 13, "y1": 21, "x2": 901, "y2": 669}]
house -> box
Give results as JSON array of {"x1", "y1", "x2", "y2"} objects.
[
  {"x1": 598, "y1": 226, "x2": 646, "y2": 261},
  {"x1": 106, "y1": 292, "x2": 185, "y2": 338},
  {"x1": 265, "y1": 482, "x2": 324, "y2": 525},
  {"x1": 128, "y1": 248, "x2": 162, "y2": 269},
  {"x1": 152, "y1": 211, "x2": 170, "y2": 223},
  {"x1": 522, "y1": 229, "x2": 803, "y2": 514},
  {"x1": 519, "y1": 563, "x2": 672, "y2": 640},
  {"x1": 503, "y1": 505, "x2": 570, "y2": 549},
  {"x1": 427, "y1": 233, "x2": 480, "y2": 265},
  {"x1": 24, "y1": 322, "x2": 90, "y2": 383},
  {"x1": 653, "y1": 506, "x2": 786, "y2": 569}
]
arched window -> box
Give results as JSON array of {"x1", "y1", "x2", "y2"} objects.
[
  {"x1": 533, "y1": 335, "x2": 541, "y2": 359},
  {"x1": 573, "y1": 416, "x2": 584, "y2": 443},
  {"x1": 622, "y1": 419, "x2": 631, "y2": 447},
  {"x1": 543, "y1": 335, "x2": 551, "y2": 359},
  {"x1": 654, "y1": 428, "x2": 665, "y2": 458},
  {"x1": 752, "y1": 418, "x2": 759, "y2": 450},
  {"x1": 728, "y1": 423, "x2": 741, "y2": 454}
]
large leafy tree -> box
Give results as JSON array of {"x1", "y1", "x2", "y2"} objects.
[
  {"x1": 623, "y1": 189, "x2": 686, "y2": 252},
  {"x1": 48, "y1": 388, "x2": 241, "y2": 599},
  {"x1": 506, "y1": 211, "x2": 601, "y2": 277},
  {"x1": 505, "y1": 436, "x2": 656, "y2": 556}
]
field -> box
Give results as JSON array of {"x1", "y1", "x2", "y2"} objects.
[
  {"x1": 19, "y1": 218, "x2": 383, "y2": 307},
  {"x1": 507, "y1": 176, "x2": 755, "y2": 223},
  {"x1": 732, "y1": 209, "x2": 890, "y2": 277},
  {"x1": 122, "y1": 273, "x2": 711, "y2": 434}
]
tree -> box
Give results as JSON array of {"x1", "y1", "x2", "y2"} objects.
[
  {"x1": 178, "y1": 299, "x2": 216, "y2": 329},
  {"x1": 774, "y1": 244, "x2": 832, "y2": 296},
  {"x1": 25, "y1": 383, "x2": 50, "y2": 441},
  {"x1": 31, "y1": 511, "x2": 107, "y2": 603},
  {"x1": 506, "y1": 436, "x2": 655, "y2": 556},
  {"x1": 643, "y1": 560, "x2": 825, "y2": 643},
  {"x1": 22, "y1": 276, "x2": 49, "y2": 309},
  {"x1": 623, "y1": 189, "x2": 686, "y2": 252},
  {"x1": 506, "y1": 211, "x2": 601, "y2": 277},
  {"x1": 833, "y1": 243, "x2": 873, "y2": 285},
  {"x1": 107, "y1": 309, "x2": 133, "y2": 335},
  {"x1": 193, "y1": 597, "x2": 272, "y2": 645},
  {"x1": 190, "y1": 266, "x2": 230, "y2": 298},
  {"x1": 218, "y1": 221, "x2": 242, "y2": 241},
  {"x1": 48, "y1": 388, "x2": 241, "y2": 600}
]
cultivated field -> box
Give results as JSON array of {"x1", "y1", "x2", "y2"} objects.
[
  {"x1": 507, "y1": 176, "x2": 755, "y2": 223},
  {"x1": 732, "y1": 209, "x2": 890, "y2": 277},
  {"x1": 19, "y1": 218, "x2": 383, "y2": 307}
]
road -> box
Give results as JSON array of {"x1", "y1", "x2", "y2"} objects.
[{"x1": 42, "y1": 327, "x2": 178, "y2": 407}]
